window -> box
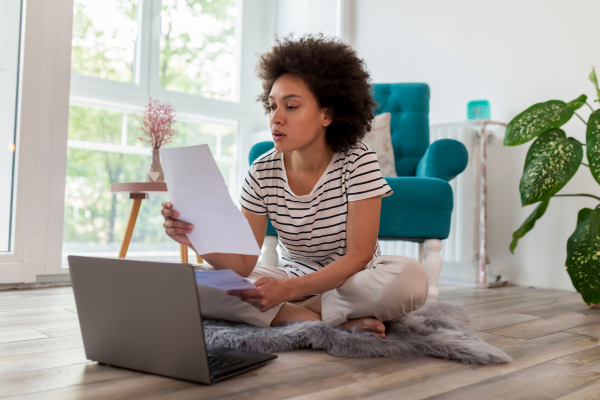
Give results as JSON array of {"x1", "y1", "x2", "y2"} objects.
[
  {"x1": 159, "y1": 0, "x2": 239, "y2": 100},
  {"x1": 0, "y1": 0, "x2": 22, "y2": 253},
  {"x1": 64, "y1": 0, "x2": 243, "y2": 265},
  {"x1": 71, "y1": 0, "x2": 139, "y2": 83}
]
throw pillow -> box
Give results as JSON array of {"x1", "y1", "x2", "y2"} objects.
[{"x1": 363, "y1": 112, "x2": 397, "y2": 177}]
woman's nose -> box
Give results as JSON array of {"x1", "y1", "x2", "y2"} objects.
[{"x1": 271, "y1": 107, "x2": 284, "y2": 125}]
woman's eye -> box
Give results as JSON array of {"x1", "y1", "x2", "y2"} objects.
[
  {"x1": 287, "y1": 106, "x2": 297, "y2": 110},
  {"x1": 269, "y1": 105, "x2": 276, "y2": 110}
]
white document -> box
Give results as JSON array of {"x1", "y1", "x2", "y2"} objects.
[
  {"x1": 160, "y1": 144, "x2": 261, "y2": 256},
  {"x1": 194, "y1": 270, "x2": 256, "y2": 291}
]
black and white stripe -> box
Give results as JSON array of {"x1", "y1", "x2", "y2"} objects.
[{"x1": 240, "y1": 141, "x2": 393, "y2": 276}]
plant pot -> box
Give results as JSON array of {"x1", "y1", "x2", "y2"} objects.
[{"x1": 146, "y1": 148, "x2": 165, "y2": 182}]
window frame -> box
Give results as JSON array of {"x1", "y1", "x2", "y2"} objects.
[
  {"x1": 69, "y1": 0, "x2": 246, "y2": 114},
  {"x1": 63, "y1": 96, "x2": 240, "y2": 266}
]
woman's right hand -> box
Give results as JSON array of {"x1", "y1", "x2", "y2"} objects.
[{"x1": 161, "y1": 201, "x2": 194, "y2": 247}]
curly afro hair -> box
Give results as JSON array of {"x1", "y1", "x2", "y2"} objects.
[{"x1": 255, "y1": 34, "x2": 377, "y2": 153}]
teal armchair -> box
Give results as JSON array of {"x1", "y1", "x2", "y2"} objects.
[{"x1": 249, "y1": 83, "x2": 468, "y2": 301}]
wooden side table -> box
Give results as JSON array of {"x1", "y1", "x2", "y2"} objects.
[{"x1": 110, "y1": 182, "x2": 203, "y2": 264}]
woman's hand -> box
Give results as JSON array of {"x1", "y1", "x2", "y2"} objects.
[
  {"x1": 161, "y1": 201, "x2": 194, "y2": 248},
  {"x1": 227, "y1": 277, "x2": 293, "y2": 312}
]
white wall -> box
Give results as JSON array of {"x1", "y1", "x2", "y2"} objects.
[
  {"x1": 249, "y1": 0, "x2": 339, "y2": 146},
  {"x1": 275, "y1": 0, "x2": 337, "y2": 38},
  {"x1": 349, "y1": 0, "x2": 600, "y2": 291}
]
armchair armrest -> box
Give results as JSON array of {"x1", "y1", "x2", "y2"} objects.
[{"x1": 416, "y1": 139, "x2": 468, "y2": 182}]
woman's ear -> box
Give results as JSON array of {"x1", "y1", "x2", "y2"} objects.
[{"x1": 322, "y1": 107, "x2": 334, "y2": 127}]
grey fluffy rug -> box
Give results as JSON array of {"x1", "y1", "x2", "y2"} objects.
[{"x1": 203, "y1": 301, "x2": 511, "y2": 364}]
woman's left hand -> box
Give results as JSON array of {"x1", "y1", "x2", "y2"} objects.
[{"x1": 226, "y1": 277, "x2": 292, "y2": 312}]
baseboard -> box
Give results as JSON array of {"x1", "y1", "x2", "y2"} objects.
[
  {"x1": 0, "y1": 281, "x2": 72, "y2": 291},
  {"x1": 36, "y1": 274, "x2": 71, "y2": 283},
  {"x1": 437, "y1": 278, "x2": 480, "y2": 288}
]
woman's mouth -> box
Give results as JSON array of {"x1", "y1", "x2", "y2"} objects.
[{"x1": 272, "y1": 131, "x2": 286, "y2": 141}]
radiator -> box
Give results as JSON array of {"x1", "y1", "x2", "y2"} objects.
[{"x1": 379, "y1": 121, "x2": 505, "y2": 286}]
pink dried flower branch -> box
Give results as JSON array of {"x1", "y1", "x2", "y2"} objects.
[{"x1": 134, "y1": 97, "x2": 178, "y2": 149}]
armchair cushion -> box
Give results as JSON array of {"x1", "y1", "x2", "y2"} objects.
[
  {"x1": 416, "y1": 139, "x2": 469, "y2": 182},
  {"x1": 363, "y1": 112, "x2": 397, "y2": 177},
  {"x1": 379, "y1": 177, "x2": 454, "y2": 239},
  {"x1": 373, "y1": 83, "x2": 430, "y2": 176}
]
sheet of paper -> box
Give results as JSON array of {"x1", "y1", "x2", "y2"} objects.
[
  {"x1": 160, "y1": 144, "x2": 261, "y2": 256},
  {"x1": 194, "y1": 270, "x2": 256, "y2": 291}
]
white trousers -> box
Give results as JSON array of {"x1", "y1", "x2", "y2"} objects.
[{"x1": 196, "y1": 255, "x2": 429, "y2": 328}]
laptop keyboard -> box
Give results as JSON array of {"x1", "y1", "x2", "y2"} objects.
[{"x1": 207, "y1": 354, "x2": 244, "y2": 371}]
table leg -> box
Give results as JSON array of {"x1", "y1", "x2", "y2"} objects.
[
  {"x1": 180, "y1": 244, "x2": 189, "y2": 263},
  {"x1": 118, "y1": 199, "x2": 142, "y2": 258}
]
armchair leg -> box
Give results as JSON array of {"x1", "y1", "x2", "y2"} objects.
[
  {"x1": 423, "y1": 239, "x2": 442, "y2": 302},
  {"x1": 418, "y1": 242, "x2": 425, "y2": 264},
  {"x1": 262, "y1": 235, "x2": 279, "y2": 267}
]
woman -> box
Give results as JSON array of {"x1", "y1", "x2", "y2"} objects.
[{"x1": 161, "y1": 35, "x2": 428, "y2": 338}]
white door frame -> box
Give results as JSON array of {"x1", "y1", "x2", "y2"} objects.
[{"x1": 0, "y1": 0, "x2": 73, "y2": 282}]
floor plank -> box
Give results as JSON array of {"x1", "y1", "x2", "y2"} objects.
[
  {"x1": 474, "y1": 332, "x2": 526, "y2": 348},
  {"x1": 566, "y1": 323, "x2": 600, "y2": 338},
  {"x1": 550, "y1": 344, "x2": 600, "y2": 373},
  {"x1": 16, "y1": 374, "x2": 199, "y2": 400},
  {"x1": 0, "y1": 329, "x2": 49, "y2": 344},
  {"x1": 0, "y1": 309, "x2": 76, "y2": 323},
  {"x1": 470, "y1": 312, "x2": 541, "y2": 331},
  {"x1": 555, "y1": 379, "x2": 600, "y2": 400},
  {"x1": 437, "y1": 286, "x2": 540, "y2": 300},
  {"x1": 425, "y1": 362, "x2": 600, "y2": 400},
  {"x1": 0, "y1": 315, "x2": 80, "y2": 334},
  {"x1": 0, "y1": 348, "x2": 89, "y2": 375},
  {"x1": 0, "y1": 304, "x2": 77, "y2": 314},
  {"x1": 0, "y1": 363, "x2": 138, "y2": 398},
  {"x1": 0, "y1": 335, "x2": 83, "y2": 358},
  {"x1": 485, "y1": 313, "x2": 600, "y2": 339},
  {"x1": 510, "y1": 298, "x2": 596, "y2": 318},
  {"x1": 32, "y1": 324, "x2": 81, "y2": 338},
  {"x1": 463, "y1": 296, "x2": 564, "y2": 318},
  {"x1": 446, "y1": 289, "x2": 577, "y2": 308}
]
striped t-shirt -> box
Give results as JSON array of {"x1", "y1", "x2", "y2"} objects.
[{"x1": 240, "y1": 141, "x2": 393, "y2": 277}]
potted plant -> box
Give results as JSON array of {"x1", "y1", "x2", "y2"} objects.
[
  {"x1": 505, "y1": 67, "x2": 600, "y2": 308},
  {"x1": 135, "y1": 98, "x2": 178, "y2": 182}
]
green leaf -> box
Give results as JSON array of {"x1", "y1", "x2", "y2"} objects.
[
  {"x1": 510, "y1": 199, "x2": 549, "y2": 254},
  {"x1": 590, "y1": 67, "x2": 600, "y2": 103},
  {"x1": 504, "y1": 101, "x2": 574, "y2": 146},
  {"x1": 567, "y1": 94, "x2": 587, "y2": 111},
  {"x1": 587, "y1": 110, "x2": 600, "y2": 185},
  {"x1": 566, "y1": 207, "x2": 600, "y2": 306},
  {"x1": 519, "y1": 129, "x2": 584, "y2": 206}
]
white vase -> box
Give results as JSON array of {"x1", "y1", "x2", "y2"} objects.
[{"x1": 146, "y1": 148, "x2": 165, "y2": 182}]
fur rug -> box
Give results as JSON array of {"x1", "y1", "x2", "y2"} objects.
[{"x1": 203, "y1": 301, "x2": 511, "y2": 364}]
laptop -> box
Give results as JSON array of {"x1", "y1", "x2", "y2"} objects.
[{"x1": 68, "y1": 256, "x2": 277, "y2": 384}]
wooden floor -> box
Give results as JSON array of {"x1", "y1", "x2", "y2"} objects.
[{"x1": 0, "y1": 285, "x2": 599, "y2": 399}]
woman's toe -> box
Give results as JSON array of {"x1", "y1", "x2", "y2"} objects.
[{"x1": 363, "y1": 319, "x2": 385, "y2": 336}]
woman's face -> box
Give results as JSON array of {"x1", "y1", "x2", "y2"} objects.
[{"x1": 268, "y1": 73, "x2": 332, "y2": 153}]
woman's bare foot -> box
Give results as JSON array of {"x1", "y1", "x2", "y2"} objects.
[{"x1": 341, "y1": 317, "x2": 386, "y2": 338}]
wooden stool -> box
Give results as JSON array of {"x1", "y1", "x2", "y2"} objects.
[{"x1": 110, "y1": 182, "x2": 203, "y2": 264}]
